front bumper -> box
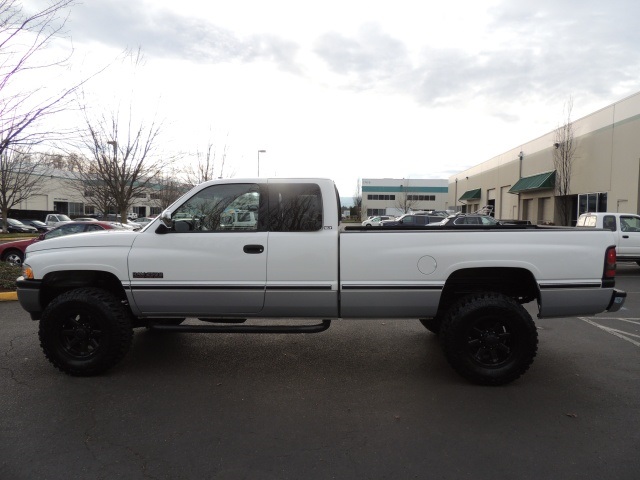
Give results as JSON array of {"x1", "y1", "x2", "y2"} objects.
[
  {"x1": 16, "y1": 277, "x2": 43, "y2": 320},
  {"x1": 607, "y1": 288, "x2": 626, "y2": 313}
]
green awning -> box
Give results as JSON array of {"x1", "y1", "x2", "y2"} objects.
[
  {"x1": 458, "y1": 188, "x2": 481, "y2": 201},
  {"x1": 509, "y1": 171, "x2": 556, "y2": 194}
]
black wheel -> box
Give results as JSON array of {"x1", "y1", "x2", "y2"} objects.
[
  {"x1": 39, "y1": 288, "x2": 133, "y2": 376},
  {"x1": 419, "y1": 317, "x2": 441, "y2": 334},
  {"x1": 2, "y1": 249, "x2": 24, "y2": 266},
  {"x1": 439, "y1": 293, "x2": 538, "y2": 386}
]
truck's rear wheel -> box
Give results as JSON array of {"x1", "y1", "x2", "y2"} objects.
[
  {"x1": 439, "y1": 293, "x2": 538, "y2": 386},
  {"x1": 39, "y1": 288, "x2": 133, "y2": 376}
]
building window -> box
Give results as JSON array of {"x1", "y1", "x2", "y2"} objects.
[
  {"x1": 69, "y1": 202, "x2": 84, "y2": 216},
  {"x1": 407, "y1": 195, "x2": 436, "y2": 201},
  {"x1": 366, "y1": 208, "x2": 386, "y2": 216},
  {"x1": 367, "y1": 194, "x2": 395, "y2": 200},
  {"x1": 578, "y1": 193, "x2": 607, "y2": 216}
]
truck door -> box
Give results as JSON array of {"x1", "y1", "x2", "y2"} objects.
[
  {"x1": 262, "y1": 181, "x2": 339, "y2": 317},
  {"x1": 618, "y1": 214, "x2": 640, "y2": 258},
  {"x1": 128, "y1": 183, "x2": 268, "y2": 317}
]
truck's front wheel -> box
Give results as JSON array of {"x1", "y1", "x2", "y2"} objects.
[
  {"x1": 439, "y1": 293, "x2": 538, "y2": 386},
  {"x1": 39, "y1": 288, "x2": 133, "y2": 376}
]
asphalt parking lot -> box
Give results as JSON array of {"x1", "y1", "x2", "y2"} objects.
[{"x1": 1, "y1": 266, "x2": 639, "y2": 480}]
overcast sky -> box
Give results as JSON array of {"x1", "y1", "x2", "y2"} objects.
[{"x1": 31, "y1": 0, "x2": 640, "y2": 195}]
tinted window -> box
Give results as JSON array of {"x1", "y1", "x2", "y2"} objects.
[
  {"x1": 172, "y1": 183, "x2": 261, "y2": 232},
  {"x1": 603, "y1": 216, "x2": 616, "y2": 231},
  {"x1": 268, "y1": 183, "x2": 323, "y2": 232}
]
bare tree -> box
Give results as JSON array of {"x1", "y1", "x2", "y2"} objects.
[
  {"x1": 185, "y1": 134, "x2": 231, "y2": 187},
  {"x1": 61, "y1": 154, "x2": 114, "y2": 219},
  {"x1": 0, "y1": 1, "x2": 92, "y2": 230},
  {"x1": 151, "y1": 169, "x2": 188, "y2": 212},
  {"x1": 353, "y1": 178, "x2": 362, "y2": 219},
  {"x1": 394, "y1": 182, "x2": 418, "y2": 214},
  {"x1": 78, "y1": 104, "x2": 172, "y2": 223},
  {"x1": 0, "y1": 148, "x2": 49, "y2": 231},
  {"x1": 0, "y1": 1, "x2": 87, "y2": 155},
  {"x1": 553, "y1": 98, "x2": 577, "y2": 226}
]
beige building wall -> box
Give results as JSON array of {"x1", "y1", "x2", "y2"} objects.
[{"x1": 449, "y1": 91, "x2": 640, "y2": 224}]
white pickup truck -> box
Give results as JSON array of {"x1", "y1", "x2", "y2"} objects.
[
  {"x1": 16, "y1": 178, "x2": 626, "y2": 385},
  {"x1": 577, "y1": 212, "x2": 640, "y2": 265}
]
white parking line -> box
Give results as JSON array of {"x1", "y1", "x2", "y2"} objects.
[{"x1": 579, "y1": 317, "x2": 640, "y2": 348}]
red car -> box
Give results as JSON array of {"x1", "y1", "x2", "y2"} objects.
[{"x1": 0, "y1": 221, "x2": 122, "y2": 266}]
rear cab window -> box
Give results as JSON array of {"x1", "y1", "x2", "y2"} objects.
[{"x1": 267, "y1": 183, "x2": 323, "y2": 232}]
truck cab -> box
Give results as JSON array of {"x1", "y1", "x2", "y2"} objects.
[{"x1": 577, "y1": 212, "x2": 640, "y2": 263}]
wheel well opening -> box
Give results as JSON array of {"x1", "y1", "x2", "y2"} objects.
[
  {"x1": 438, "y1": 267, "x2": 539, "y2": 315},
  {"x1": 40, "y1": 271, "x2": 126, "y2": 310}
]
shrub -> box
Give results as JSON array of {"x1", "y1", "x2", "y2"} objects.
[{"x1": 0, "y1": 262, "x2": 21, "y2": 290}]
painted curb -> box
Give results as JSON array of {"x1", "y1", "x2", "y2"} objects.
[{"x1": 0, "y1": 291, "x2": 17, "y2": 301}]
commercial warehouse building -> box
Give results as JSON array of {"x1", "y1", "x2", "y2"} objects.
[
  {"x1": 11, "y1": 168, "x2": 162, "y2": 220},
  {"x1": 449, "y1": 91, "x2": 640, "y2": 225},
  {"x1": 361, "y1": 178, "x2": 449, "y2": 219}
]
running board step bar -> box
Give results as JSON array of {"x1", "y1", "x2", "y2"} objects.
[{"x1": 149, "y1": 319, "x2": 332, "y2": 334}]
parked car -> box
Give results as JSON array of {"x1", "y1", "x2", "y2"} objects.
[
  {"x1": 111, "y1": 221, "x2": 141, "y2": 231},
  {"x1": 361, "y1": 215, "x2": 394, "y2": 227},
  {"x1": 44, "y1": 213, "x2": 73, "y2": 226},
  {"x1": 133, "y1": 217, "x2": 156, "y2": 227},
  {"x1": 433, "y1": 214, "x2": 501, "y2": 226},
  {"x1": 5, "y1": 219, "x2": 38, "y2": 234},
  {"x1": 0, "y1": 221, "x2": 124, "y2": 265},
  {"x1": 380, "y1": 213, "x2": 445, "y2": 227},
  {"x1": 16, "y1": 219, "x2": 52, "y2": 233}
]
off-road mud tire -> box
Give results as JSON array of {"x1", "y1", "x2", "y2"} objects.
[
  {"x1": 439, "y1": 292, "x2": 538, "y2": 386},
  {"x1": 39, "y1": 288, "x2": 133, "y2": 376}
]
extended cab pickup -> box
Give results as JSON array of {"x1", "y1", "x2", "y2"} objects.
[
  {"x1": 577, "y1": 212, "x2": 640, "y2": 264},
  {"x1": 16, "y1": 179, "x2": 626, "y2": 385}
]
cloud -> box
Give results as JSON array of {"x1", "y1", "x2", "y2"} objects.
[
  {"x1": 67, "y1": 1, "x2": 301, "y2": 72},
  {"x1": 313, "y1": 24, "x2": 411, "y2": 88},
  {"x1": 311, "y1": 2, "x2": 640, "y2": 110},
  {"x1": 67, "y1": 0, "x2": 640, "y2": 114}
]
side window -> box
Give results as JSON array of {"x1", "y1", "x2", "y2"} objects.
[
  {"x1": 171, "y1": 183, "x2": 261, "y2": 232},
  {"x1": 85, "y1": 224, "x2": 104, "y2": 232},
  {"x1": 620, "y1": 216, "x2": 640, "y2": 232},
  {"x1": 268, "y1": 183, "x2": 323, "y2": 232},
  {"x1": 603, "y1": 216, "x2": 616, "y2": 231}
]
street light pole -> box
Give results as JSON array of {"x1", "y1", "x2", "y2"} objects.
[
  {"x1": 257, "y1": 149, "x2": 266, "y2": 176},
  {"x1": 107, "y1": 140, "x2": 117, "y2": 160}
]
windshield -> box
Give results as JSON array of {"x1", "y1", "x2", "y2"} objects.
[{"x1": 57, "y1": 215, "x2": 72, "y2": 222}]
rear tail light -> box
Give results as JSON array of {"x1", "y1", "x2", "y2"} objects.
[{"x1": 604, "y1": 246, "x2": 617, "y2": 278}]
